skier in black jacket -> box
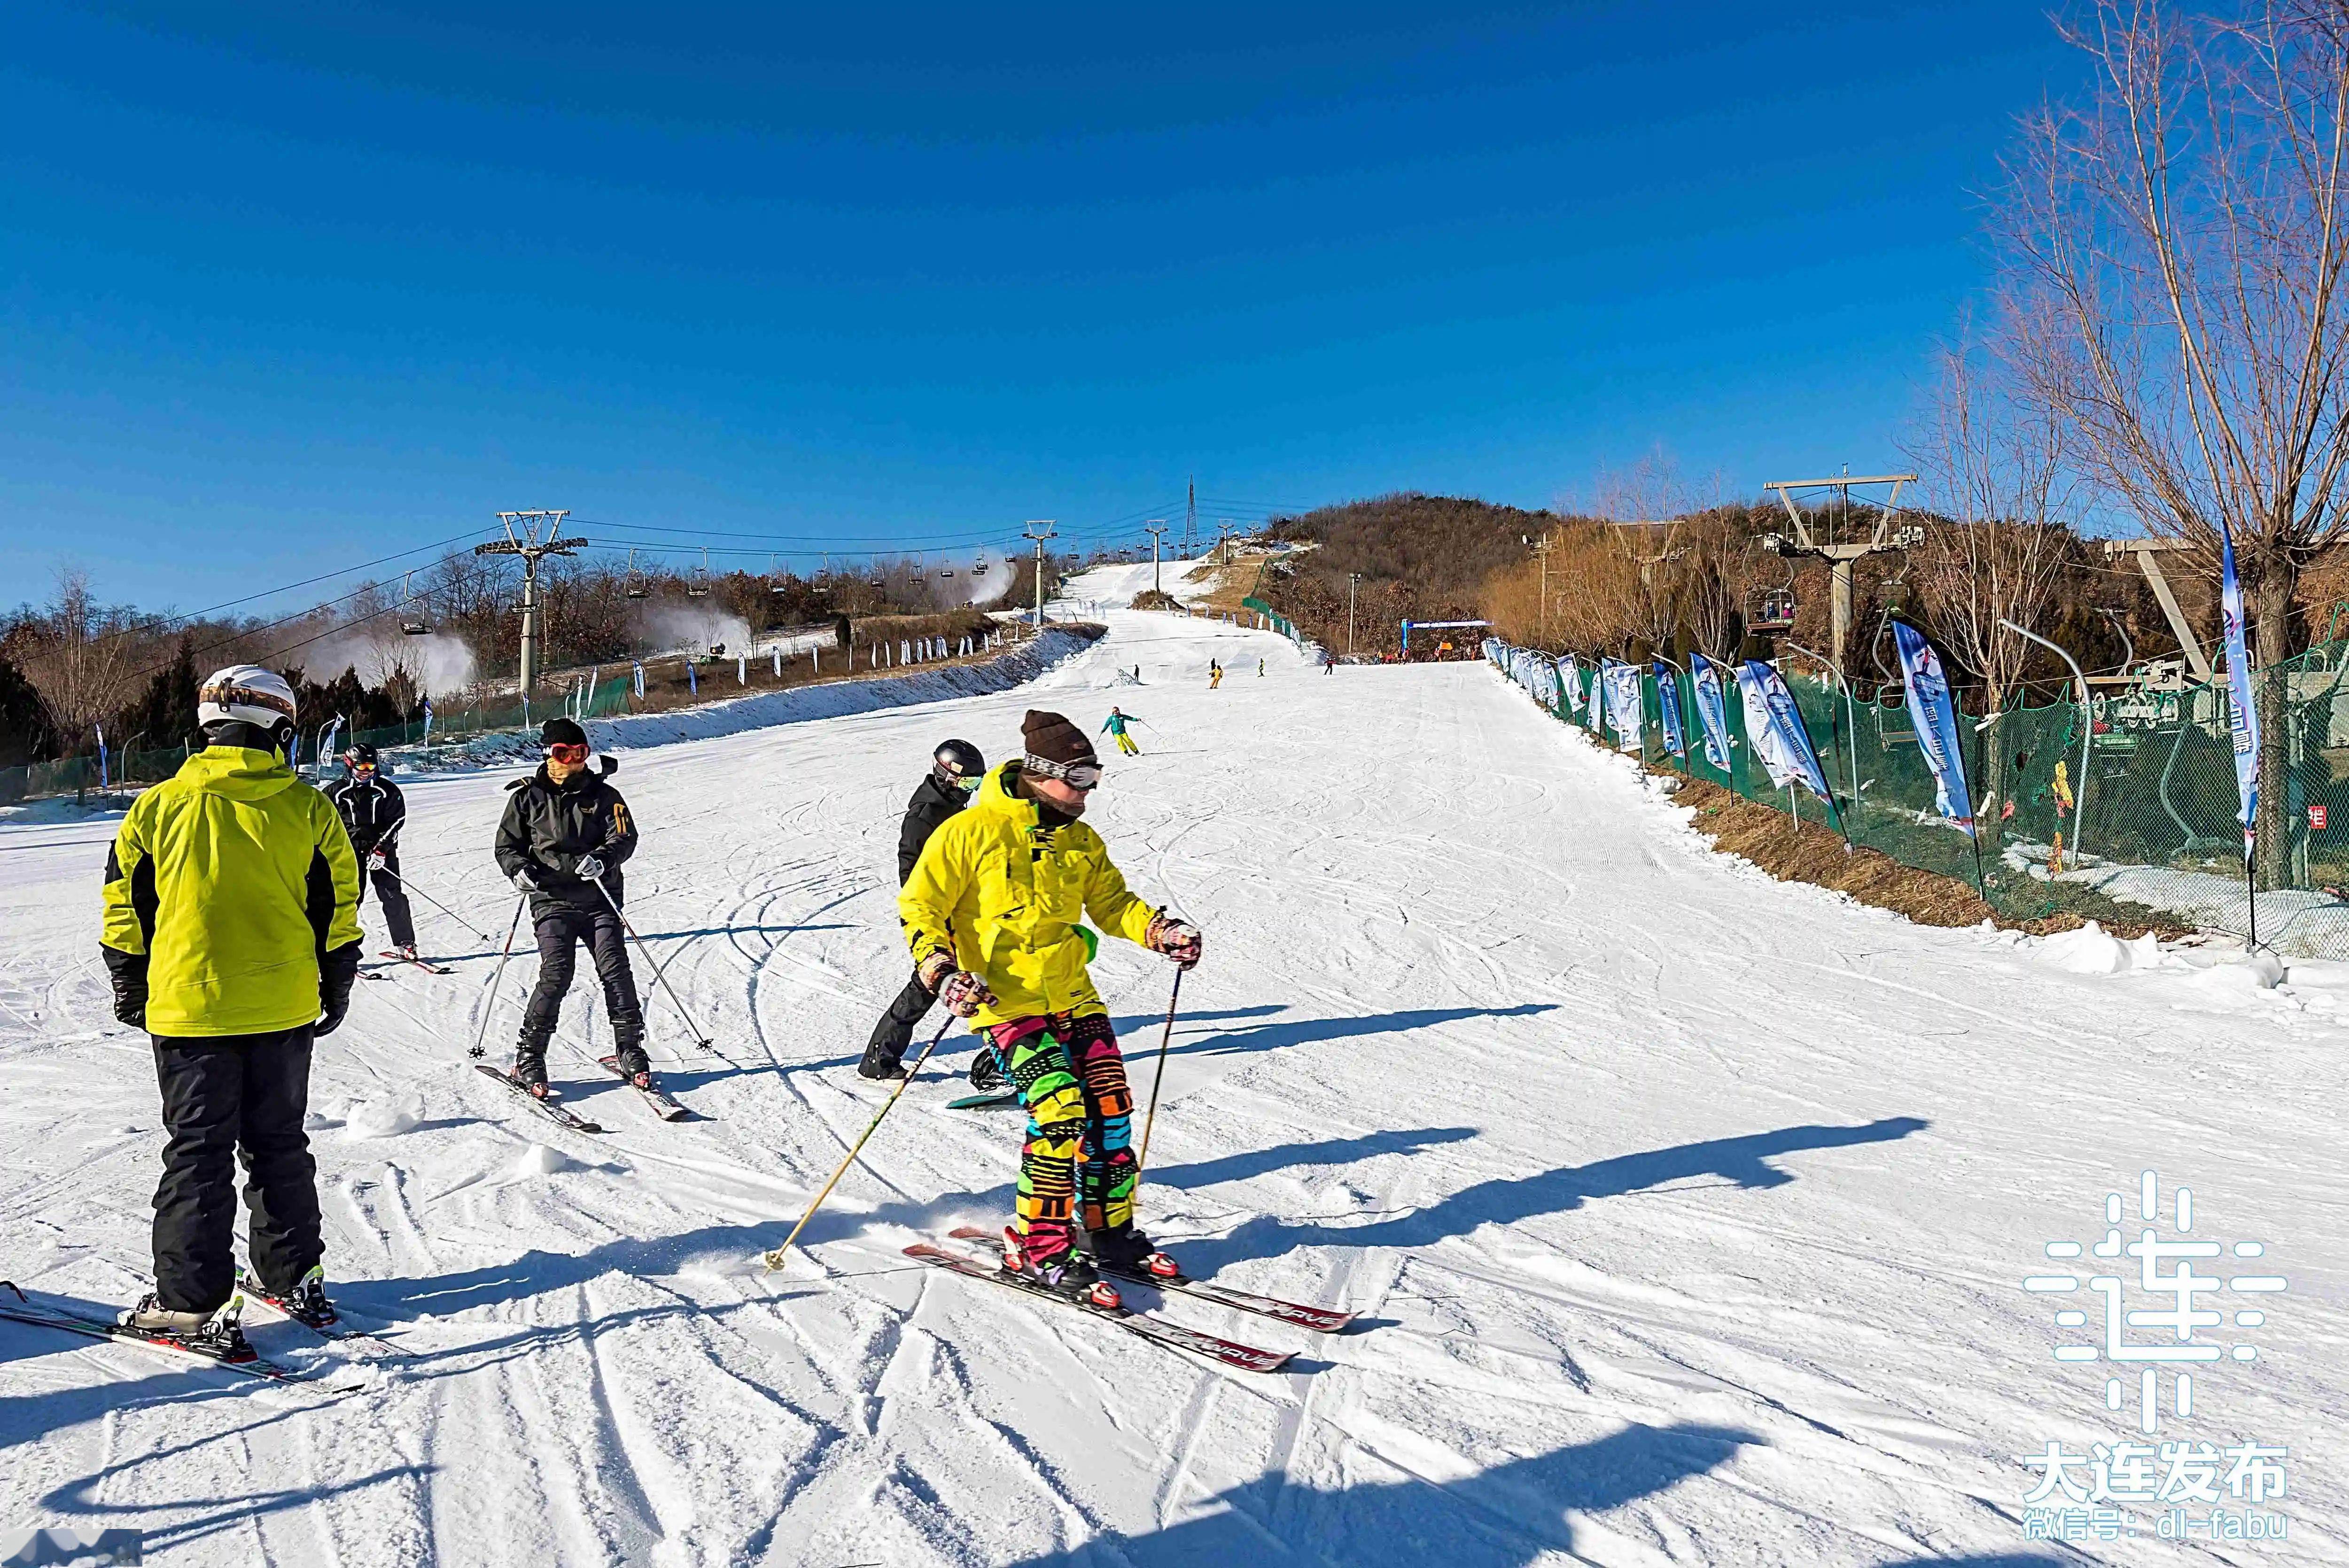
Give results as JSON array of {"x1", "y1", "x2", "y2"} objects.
[
  {"x1": 493, "y1": 718, "x2": 644, "y2": 1095},
  {"x1": 324, "y1": 743, "x2": 418, "y2": 958},
  {"x1": 859, "y1": 738, "x2": 984, "y2": 1080}
]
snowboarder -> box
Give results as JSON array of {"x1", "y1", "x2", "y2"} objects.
[
  {"x1": 1208, "y1": 660, "x2": 1223, "y2": 689},
  {"x1": 1100, "y1": 707, "x2": 1140, "y2": 756},
  {"x1": 100, "y1": 665, "x2": 363, "y2": 1352},
  {"x1": 494, "y1": 718, "x2": 645, "y2": 1096},
  {"x1": 899, "y1": 709, "x2": 1203, "y2": 1306},
  {"x1": 324, "y1": 742, "x2": 418, "y2": 960},
  {"x1": 859, "y1": 738, "x2": 986, "y2": 1081}
]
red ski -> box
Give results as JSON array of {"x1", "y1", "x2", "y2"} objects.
[
  {"x1": 904, "y1": 1243, "x2": 1291, "y2": 1374},
  {"x1": 948, "y1": 1226, "x2": 1353, "y2": 1333}
]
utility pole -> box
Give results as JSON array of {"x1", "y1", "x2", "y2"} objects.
[
  {"x1": 475, "y1": 509, "x2": 583, "y2": 695},
  {"x1": 1144, "y1": 521, "x2": 1168, "y2": 594},
  {"x1": 1530, "y1": 531, "x2": 1556, "y2": 639},
  {"x1": 1024, "y1": 519, "x2": 1058, "y2": 627},
  {"x1": 1184, "y1": 477, "x2": 1197, "y2": 558},
  {"x1": 1758, "y1": 471, "x2": 1921, "y2": 668},
  {"x1": 1348, "y1": 572, "x2": 1363, "y2": 655}
]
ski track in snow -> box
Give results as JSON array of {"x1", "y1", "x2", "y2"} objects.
[{"x1": 3, "y1": 559, "x2": 2344, "y2": 1566}]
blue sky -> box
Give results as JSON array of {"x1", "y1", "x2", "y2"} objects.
[{"x1": 0, "y1": 2, "x2": 2072, "y2": 614}]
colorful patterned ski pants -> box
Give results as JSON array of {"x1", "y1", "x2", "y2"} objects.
[{"x1": 988, "y1": 1009, "x2": 1136, "y2": 1262}]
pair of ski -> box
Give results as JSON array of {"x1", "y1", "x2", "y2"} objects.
[
  {"x1": 472, "y1": 1056, "x2": 689, "y2": 1133},
  {"x1": 905, "y1": 1228, "x2": 1353, "y2": 1374},
  {"x1": 0, "y1": 1277, "x2": 393, "y2": 1386},
  {"x1": 363, "y1": 948, "x2": 455, "y2": 979}
]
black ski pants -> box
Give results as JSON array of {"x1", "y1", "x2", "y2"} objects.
[
  {"x1": 356, "y1": 846, "x2": 418, "y2": 949},
  {"x1": 519, "y1": 905, "x2": 644, "y2": 1055},
  {"x1": 150, "y1": 1026, "x2": 322, "y2": 1312},
  {"x1": 864, "y1": 970, "x2": 935, "y2": 1067}
]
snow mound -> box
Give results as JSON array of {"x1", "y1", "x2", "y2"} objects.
[
  {"x1": 512, "y1": 1142, "x2": 583, "y2": 1177},
  {"x1": 2178, "y1": 947, "x2": 2286, "y2": 995},
  {"x1": 2031, "y1": 921, "x2": 2163, "y2": 975},
  {"x1": 342, "y1": 1096, "x2": 423, "y2": 1139}
]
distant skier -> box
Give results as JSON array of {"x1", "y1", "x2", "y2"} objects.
[
  {"x1": 494, "y1": 717, "x2": 645, "y2": 1096},
  {"x1": 100, "y1": 666, "x2": 362, "y2": 1352},
  {"x1": 1100, "y1": 707, "x2": 1140, "y2": 756},
  {"x1": 1257, "y1": 657, "x2": 1265, "y2": 677},
  {"x1": 899, "y1": 709, "x2": 1203, "y2": 1307},
  {"x1": 1208, "y1": 660, "x2": 1223, "y2": 689},
  {"x1": 859, "y1": 738, "x2": 985, "y2": 1081},
  {"x1": 324, "y1": 742, "x2": 418, "y2": 961}
]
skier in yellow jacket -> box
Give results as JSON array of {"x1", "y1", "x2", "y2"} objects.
[
  {"x1": 898, "y1": 709, "x2": 1202, "y2": 1306},
  {"x1": 99, "y1": 666, "x2": 362, "y2": 1356}
]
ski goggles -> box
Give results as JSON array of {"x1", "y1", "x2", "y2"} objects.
[
  {"x1": 344, "y1": 759, "x2": 377, "y2": 776},
  {"x1": 544, "y1": 742, "x2": 591, "y2": 765},
  {"x1": 1025, "y1": 754, "x2": 1102, "y2": 790}
]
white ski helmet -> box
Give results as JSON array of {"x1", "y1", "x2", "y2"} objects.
[{"x1": 196, "y1": 665, "x2": 299, "y2": 730}]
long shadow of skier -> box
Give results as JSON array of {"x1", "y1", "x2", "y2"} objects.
[
  {"x1": 1151, "y1": 1126, "x2": 1478, "y2": 1189},
  {"x1": 1004, "y1": 1420, "x2": 1759, "y2": 1567},
  {"x1": 345, "y1": 1120, "x2": 1920, "y2": 1323},
  {"x1": 751, "y1": 1004, "x2": 1292, "y2": 1082},
  {"x1": 1158, "y1": 1002, "x2": 1557, "y2": 1061},
  {"x1": 1180, "y1": 1117, "x2": 1930, "y2": 1273}
]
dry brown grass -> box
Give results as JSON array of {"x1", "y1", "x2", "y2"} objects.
[{"x1": 1668, "y1": 775, "x2": 2189, "y2": 939}]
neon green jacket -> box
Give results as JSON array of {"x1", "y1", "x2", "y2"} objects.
[
  {"x1": 898, "y1": 761, "x2": 1159, "y2": 1029},
  {"x1": 101, "y1": 747, "x2": 362, "y2": 1037}
]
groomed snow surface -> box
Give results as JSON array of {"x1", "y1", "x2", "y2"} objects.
[{"x1": 2, "y1": 559, "x2": 2342, "y2": 1566}]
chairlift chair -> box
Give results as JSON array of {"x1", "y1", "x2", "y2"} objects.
[
  {"x1": 687, "y1": 547, "x2": 711, "y2": 598},
  {"x1": 973, "y1": 553, "x2": 991, "y2": 577},
  {"x1": 623, "y1": 549, "x2": 650, "y2": 600},
  {"x1": 770, "y1": 553, "x2": 789, "y2": 595},
  {"x1": 397, "y1": 570, "x2": 431, "y2": 636}
]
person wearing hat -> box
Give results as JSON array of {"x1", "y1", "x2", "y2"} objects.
[
  {"x1": 1099, "y1": 706, "x2": 1140, "y2": 756},
  {"x1": 324, "y1": 741, "x2": 418, "y2": 960},
  {"x1": 898, "y1": 709, "x2": 1203, "y2": 1306},
  {"x1": 858, "y1": 737, "x2": 986, "y2": 1081},
  {"x1": 493, "y1": 717, "x2": 645, "y2": 1095},
  {"x1": 99, "y1": 665, "x2": 364, "y2": 1352}
]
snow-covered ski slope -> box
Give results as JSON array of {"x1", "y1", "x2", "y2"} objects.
[{"x1": 2, "y1": 557, "x2": 2342, "y2": 1566}]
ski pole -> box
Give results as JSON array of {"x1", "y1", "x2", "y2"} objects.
[
  {"x1": 762, "y1": 1015, "x2": 956, "y2": 1273},
  {"x1": 467, "y1": 894, "x2": 529, "y2": 1061},
  {"x1": 373, "y1": 856, "x2": 494, "y2": 943},
  {"x1": 592, "y1": 873, "x2": 718, "y2": 1052},
  {"x1": 1135, "y1": 966, "x2": 1186, "y2": 1172}
]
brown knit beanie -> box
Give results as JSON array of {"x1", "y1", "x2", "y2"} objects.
[{"x1": 1021, "y1": 709, "x2": 1097, "y2": 767}]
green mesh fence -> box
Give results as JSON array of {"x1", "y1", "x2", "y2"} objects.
[
  {"x1": 1488, "y1": 639, "x2": 2349, "y2": 959},
  {"x1": 1241, "y1": 596, "x2": 1311, "y2": 648}
]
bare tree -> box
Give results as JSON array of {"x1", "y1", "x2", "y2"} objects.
[
  {"x1": 22, "y1": 568, "x2": 146, "y2": 749},
  {"x1": 1904, "y1": 334, "x2": 2080, "y2": 846},
  {"x1": 1998, "y1": 0, "x2": 2349, "y2": 875}
]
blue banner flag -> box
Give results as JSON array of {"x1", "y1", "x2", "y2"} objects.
[
  {"x1": 1688, "y1": 652, "x2": 1735, "y2": 772},
  {"x1": 421, "y1": 697, "x2": 434, "y2": 744},
  {"x1": 1890, "y1": 621, "x2": 1974, "y2": 833},
  {"x1": 1560, "y1": 655, "x2": 1585, "y2": 717},
  {"x1": 1600, "y1": 659, "x2": 1646, "y2": 752},
  {"x1": 95, "y1": 723, "x2": 109, "y2": 790},
  {"x1": 1736, "y1": 660, "x2": 1833, "y2": 804},
  {"x1": 1653, "y1": 659, "x2": 1687, "y2": 758},
  {"x1": 2219, "y1": 519, "x2": 2261, "y2": 856}
]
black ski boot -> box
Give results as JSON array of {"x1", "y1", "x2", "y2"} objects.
[
  {"x1": 512, "y1": 1047, "x2": 552, "y2": 1099},
  {"x1": 121, "y1": 1293, "x2": 257, "y2": 1361},
  {"x1": 613, "y1": 1042, "x2": 653, "y2": 1088},
  {"x1": 1000, "y1": 1226, "x2": 1120, "y2": 1309},
  {"x1": 857, "y1": 1043, "x2": 909, "y2": 1081},
  {"x1": 1092, "y1": 1222, "x2": 1181, "y2": 1281},
  {"x1": 968, "y1": 1047, "x2": 1007, "y2": 1094}
]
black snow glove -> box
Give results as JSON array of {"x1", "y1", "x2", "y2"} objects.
[
  {"x1": 315, "y1": 942, "x2": 362, "y2": 1038},
  {"x1": 101, "y1": 946, "x2": 149, "y2": 1030}
]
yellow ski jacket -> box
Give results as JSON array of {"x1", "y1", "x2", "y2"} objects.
[
  {"x1": 101, "y1": 747, "x2": 363, "y2": 1037},
  {"x1": 898, "y1": 761, "x2": 1159, "y2": 1028}
]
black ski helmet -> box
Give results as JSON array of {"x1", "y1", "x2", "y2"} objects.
[
  {"x1": 932, "y1": 738, "x2": 985, "y2": 791},
  {"x1": 343, "y1": 741, "x2": 380, "y2": 767}
]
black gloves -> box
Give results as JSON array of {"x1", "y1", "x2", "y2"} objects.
[
  {"x1": 101, "y1": 947, "x2": 149, "y2": 1030},
  {"x1": 315, "y1": 942, "x2": 362, "y2": 1037}
]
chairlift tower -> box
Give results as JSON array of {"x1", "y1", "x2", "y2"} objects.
[
  {"x1": 1758, "y1": 472, "x2": 1921, "y2": 668},
  {"x1": 475, "y1": 509, "x2": 583, "y2": 695},
  {"x1": 1144, "y1": 521, "x2": 1169, "y2": 594},
  {"x1": 1024, "y1": 519, "x2": 1058, "y2": 627}
]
